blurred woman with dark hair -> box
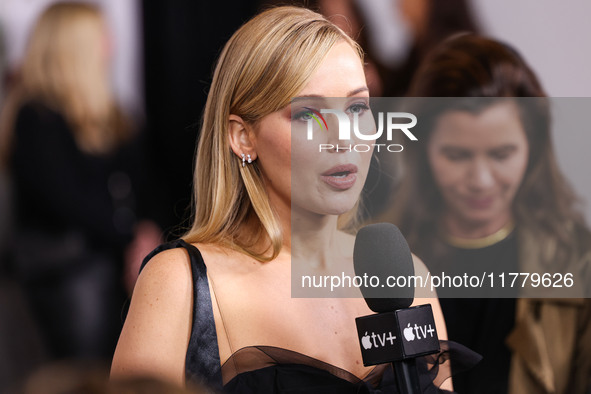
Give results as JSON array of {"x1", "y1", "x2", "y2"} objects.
[{"x1": 384, "y1": 34, "x2": 591, "y2": 393}]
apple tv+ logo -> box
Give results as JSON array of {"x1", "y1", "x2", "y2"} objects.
[
  {"x1": 361, "y1": 331, "x2": 397, "y2": 350},
  {"x1": 402, "y1": 323, "x2": 436, "y2": 342},
  {"x1": 355, "y1": 304, "x2": 440, "y2": 366}
]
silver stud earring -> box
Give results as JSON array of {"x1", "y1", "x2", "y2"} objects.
[
  {"x1": 241, "y1": 153, "x2": 246, "y2": 167},
  {"x1": 247, "y1": 154, "x2": 252, "y2": 164}
]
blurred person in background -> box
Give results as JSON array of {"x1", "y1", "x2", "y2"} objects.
[
  {"x1": 0, "y1": 14, "x2": 9, "y2": 263},
  {"x1": 17, "y1": 359, "x2": 209, "y2": 394},
  {"x1": 313, "y1": 0, "x2": 480, "y2": 96},
  {"x1": 0, "y1": 18, "x2": 5, "y2": 101},
  {"x1": 0, "y1": 2, "x2": 161, "y2": 362},
  {"x1": 382, "y1": 34, "x2": 591, "y2": 393},
  {"x1": 380, "y1": 0, "x2": 480, "y2": 96}
]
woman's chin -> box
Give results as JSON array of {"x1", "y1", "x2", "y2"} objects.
[
  {"x1": 293, "y1": 201, "x2": 357, "y2": 218},
  {"x1": 323, "y1": 202, "x2": 358, "y2": 217}
]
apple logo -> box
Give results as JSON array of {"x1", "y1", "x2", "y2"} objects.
[
  {"x1": 361, "y1": 332, "x2": 372, "y2": 349},
  {"x1": 403, "y1": 323, "x2": 415, "y2": 341}
]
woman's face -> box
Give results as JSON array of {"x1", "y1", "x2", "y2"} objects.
[
  {"x1": 252, "y1": 41, "x2": 372, "y2": 218},
  {"x1": 427, "y1": 101, "x2": 529, "y2": 231}
]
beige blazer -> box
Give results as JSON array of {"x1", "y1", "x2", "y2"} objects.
[{"x1": 507, "y1": 230, "x2": 591, "y2": 394}]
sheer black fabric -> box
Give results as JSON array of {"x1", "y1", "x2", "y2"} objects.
[
  {"x1": 141, "y1": 241, "x2": 482, "y2": 393},
  {"x1": 222, "y1": 342, "x2": 480, "y2": 393}
]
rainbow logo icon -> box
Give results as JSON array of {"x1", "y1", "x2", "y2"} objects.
[{"x1": 304, "y1": 107, "x2": 328, "y2": 130}]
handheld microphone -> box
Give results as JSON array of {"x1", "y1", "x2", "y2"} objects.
[{"x1": 353, "y1": 223, "x2": 439, "y2": 394}]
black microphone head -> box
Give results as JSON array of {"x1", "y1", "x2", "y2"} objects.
[{"x1": 353, "y1": 223, "x2": 415, "y2": 312}]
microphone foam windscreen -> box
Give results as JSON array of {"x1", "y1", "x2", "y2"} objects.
[{"x1": 353, "y1": 223, "x2": 415, "y2": 312}]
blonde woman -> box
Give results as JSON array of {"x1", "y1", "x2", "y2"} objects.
[
  {"x1": 0, "y1": 2, "x2": 159, "y2": 360},
  {"x1": 110, "y1": 6, "x2": 479, "y2": 393}
]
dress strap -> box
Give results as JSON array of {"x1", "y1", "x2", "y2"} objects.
[{"x1": 140, "y1": 239, "x2": 223, "y2": 391}]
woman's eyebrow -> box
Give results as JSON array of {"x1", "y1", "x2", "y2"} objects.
[{"x1": 292, "y1": 86, "x2": 369, "y2": 101}]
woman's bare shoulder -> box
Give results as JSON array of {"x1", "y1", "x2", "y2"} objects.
[
  {"x1": 140, "y1": 246, "x2": 192, "y2": 282},
  {"x1": 111, "y1": 247, "x2": 194, "y2": 384},
  {"x1": 410, "y1": 253, "x2": 436, "y2": 299},
  {"x1": 136, "y1": 241, "x2": 229, "y2": 280},
  {"x1": 412, "y1": 253, "x2": 430, "y2": 277}
]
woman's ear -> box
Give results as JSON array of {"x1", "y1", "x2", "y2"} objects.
[{"x1": 228, "y1": 114, "x2": 257, "y2": 162}]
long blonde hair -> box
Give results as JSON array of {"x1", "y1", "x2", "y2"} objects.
[
  {"x1": 0, "y1": 2, "x2": 128, "y2": 165},
  {"x1": 184, "y1": 6, "x2": 363, "y2": 261}
]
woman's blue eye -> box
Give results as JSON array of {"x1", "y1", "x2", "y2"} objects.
[
  {"x1": 348, "y1": 103, "x2": 369, "y2": 115},
  {"x1": 293, "y1": 110, "x2": 314, "y2": 121}
]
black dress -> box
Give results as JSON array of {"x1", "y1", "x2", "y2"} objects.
[{"x1": 141, "y1": 240, "x2": 481, "y2": 393}]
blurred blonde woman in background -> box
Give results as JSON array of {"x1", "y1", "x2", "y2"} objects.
[{"x1": 0, "y1": 2, "x2": 160, "y2": 361}]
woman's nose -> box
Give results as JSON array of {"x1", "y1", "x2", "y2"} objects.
[
  {"x1": 325, "y1": 115, "x2": 354, "y2": 153},
  {"x1": 466, "y1": 159, "x2": 495, "y2": 190}
]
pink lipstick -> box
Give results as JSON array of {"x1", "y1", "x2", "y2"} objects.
[{"x1": 321, "y1": 164, "x2": 358, "y2": 190}]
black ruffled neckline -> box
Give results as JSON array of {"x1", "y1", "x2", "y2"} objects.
[
  {"x1": 221, "y1": 341, "x2": 481, "y2": 393},
  {"x1": 221, "y1": 345, "x2": 385, "y2": 386}
]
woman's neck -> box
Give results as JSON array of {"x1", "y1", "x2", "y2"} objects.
[
  {"x1": 265, "y1": 189, "x2": 350, "y2": 270},
  {"x1": 440, "y1": 211, "x2": 514, "y2": 240},
  {"x1": 289, "y1": 209, "x2": 346, "y2": 271}
]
